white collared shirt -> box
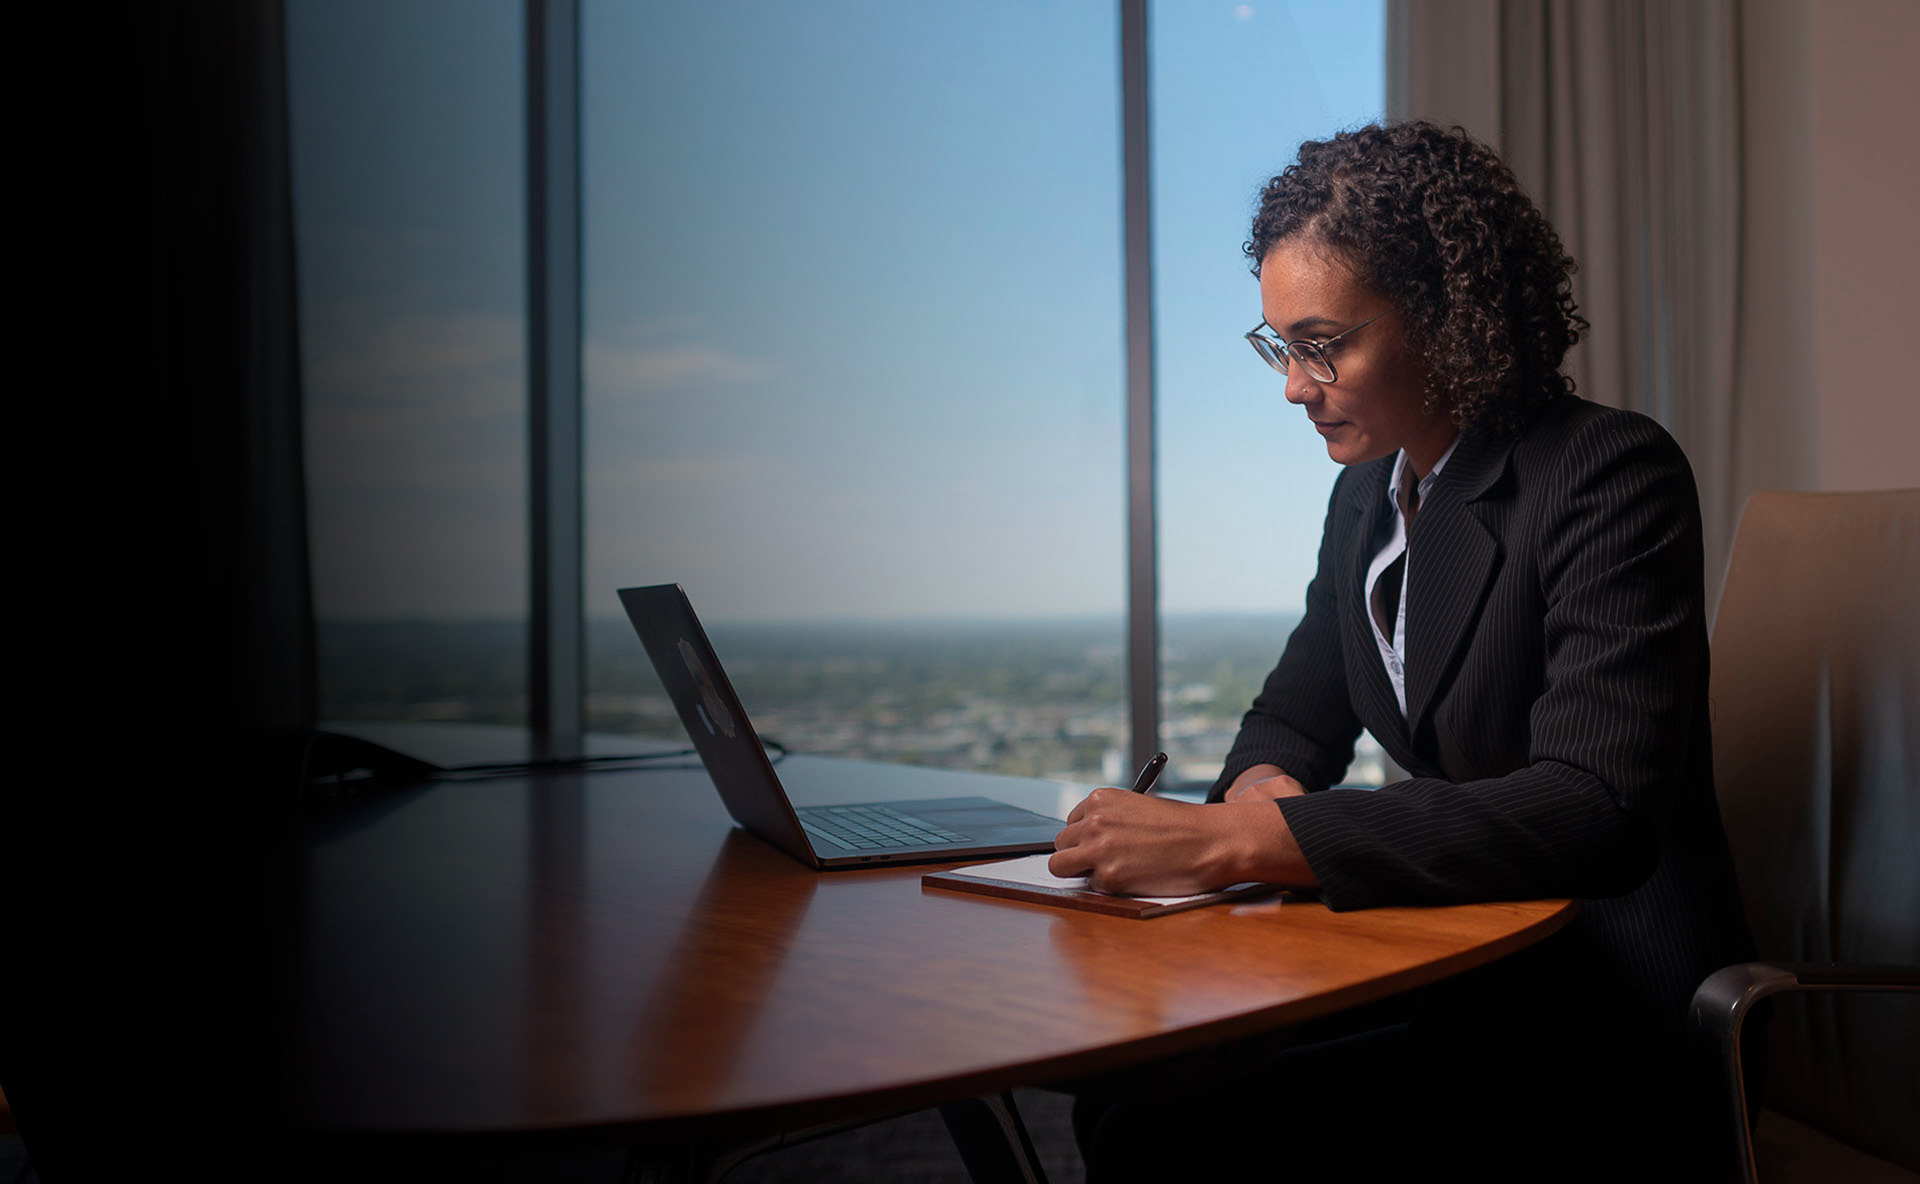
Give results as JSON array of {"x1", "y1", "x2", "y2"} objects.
[{"x1": 1363, "y1": 437, "x2": 1461, "y2": 717}]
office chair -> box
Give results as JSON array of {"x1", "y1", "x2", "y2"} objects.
[{"x1": 1689, "y1": 490, "x2": 1920, "y2": 1183}]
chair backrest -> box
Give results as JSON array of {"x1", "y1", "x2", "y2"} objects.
[{"x1": 1709, "y1": 489, "x2": 1920, "y2": 1168}]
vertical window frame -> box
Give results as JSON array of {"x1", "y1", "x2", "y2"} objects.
[{"x1": 527, "y1": 0, "x2": 585, "y2": 759}]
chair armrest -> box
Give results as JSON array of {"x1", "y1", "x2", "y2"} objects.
[
  {"x1": 1782, "y1": 965, "x2": 1920, "y2": 989},
  {"x1": 1689, "y1": 962, "x2": 1920, "y2": 1184}
]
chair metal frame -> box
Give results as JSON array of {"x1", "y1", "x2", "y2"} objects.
[{"x1": 1690, "y1": 965, "x2": 1920, "y2": 1183}]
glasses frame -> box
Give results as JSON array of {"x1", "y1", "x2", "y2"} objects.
[{"x1": 1244, "y1": 315, "x2": 1380, "y2": 385}]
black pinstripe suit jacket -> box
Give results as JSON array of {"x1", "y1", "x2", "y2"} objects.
[{"x1": 1211, "y1": 395, "x2": 1752, "y2": 1056}]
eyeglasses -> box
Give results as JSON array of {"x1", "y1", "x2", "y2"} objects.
[{"x1": 1244, "y1": 315, "x2": 1380, "y2": 384}]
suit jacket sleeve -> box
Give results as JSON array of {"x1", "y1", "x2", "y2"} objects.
[
  {"x1": 1273, "y1": 410, "x2": 1699, "y2": 908},
  {"x1": 1208, "y1": 468, "x2": 1365, "y2": 799}
]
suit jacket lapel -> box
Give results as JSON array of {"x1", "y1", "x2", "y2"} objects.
[
  {"x1": 1342, "y1": 458, "x2": 1406, "y2": 747},
  {"x1": 1405, "y1": 427, "x2": 1514, "y2": 737}
]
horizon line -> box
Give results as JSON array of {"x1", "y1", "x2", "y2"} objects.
[{"x1": 316, "y1": 609, "x2": 1304, "y2": 629}]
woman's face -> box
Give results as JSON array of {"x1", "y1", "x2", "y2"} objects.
[{"x1": 1257, "y1": 238, "x2": 1454, "y2": 472}]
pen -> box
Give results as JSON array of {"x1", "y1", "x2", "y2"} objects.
[{"x1": 1129, "y1": 751, "x2": 1168, "y2": 794}]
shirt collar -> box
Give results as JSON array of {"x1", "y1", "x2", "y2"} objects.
[{"x1": 1386, "y1": 433, "x2": 1463, "y2": 510}]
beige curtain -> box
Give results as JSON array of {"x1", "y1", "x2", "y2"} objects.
[{"x1": 1386, "y1": 0, "x2": 1744, "y2": 600}]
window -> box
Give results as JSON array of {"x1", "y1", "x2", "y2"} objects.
[
  {"x1": 582, "y1": 1, "x2": 1128, "y2": 783},
  {"x1": 289, "y1": 1, "x2": 1388, "y2": 784},
  {"x1": 288, "y1": 0, "x2": 530, "y2": 727},
  {"x1": 1152, "y1": 2, "x2": 1386, "y2": 784}
]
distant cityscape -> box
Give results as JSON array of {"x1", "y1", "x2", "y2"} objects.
[{"x1": 317, "y1": 615, "x2": 1390, "y2": 789}]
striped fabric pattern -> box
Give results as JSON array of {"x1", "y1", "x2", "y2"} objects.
[{"x1": 1212, "y1": 396, "x2": 1752, "y2": 1046}]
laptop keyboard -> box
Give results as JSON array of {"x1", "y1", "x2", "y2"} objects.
[{"x1": 799, "y1": 804, "x2": 971, "y2": 850}]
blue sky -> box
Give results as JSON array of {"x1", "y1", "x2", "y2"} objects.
[{"x1": 288, "y1": 0, "x2": 1382, "y2": 624}]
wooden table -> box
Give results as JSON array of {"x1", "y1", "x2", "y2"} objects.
[{"x1": 246, "y1": 753, "x2": 1573, "y2": 1151}]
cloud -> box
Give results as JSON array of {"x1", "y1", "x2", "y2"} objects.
[
  {"x1": 300, "y1": 303, "x2": 525, "y2": 488},
  {"x1": 585, "y1": 340, "x2": 774, "y2": 395},
  {"x1": 588, "y1": 451, "x2": 765, "y2": 496},
  {"x1": 304, "y1": 306, "x2": 524, "y2": 398},
  {"x1": 297, "y1": 300, "x2": 781, "y2": 499}
]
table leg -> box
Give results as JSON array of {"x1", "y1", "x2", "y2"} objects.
[
  {"x1": 628, "y1": 1109, "x2": 924, "y2": 1183},
  {"x1": 938, "y1": 1092, "x2": 1050, "y2": 1184}
]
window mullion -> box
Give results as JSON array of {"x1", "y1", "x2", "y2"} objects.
[
  {"x1": 527, "y1": 0, "x2": 584, "y2": 759},
  {"x1": 1122, "y1": 0, "x2": 1160, "y2": 777}
]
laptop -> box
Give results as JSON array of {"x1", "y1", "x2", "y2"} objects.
[{"x1": 618, "y1": 583, "x2": 1065, "y2": 869}]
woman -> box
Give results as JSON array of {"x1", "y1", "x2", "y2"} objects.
[{"x1": 1052, "y1": 122, "x2": 1752, "y2": 1179}]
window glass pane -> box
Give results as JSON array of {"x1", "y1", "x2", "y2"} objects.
[
  {"x1": 584, "y1": 2, "x2": 1127, "y2": 783},
  {"x1": 287, "y1": 0, "x2": 528, "y2": 726},
  {"x1": 1151, "y1": 1, "x2": 1388, "y2": 786}
]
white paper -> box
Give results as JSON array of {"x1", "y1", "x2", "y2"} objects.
[{"x1": 951, "y1": 853, "x2": 1257, "y2": 907}]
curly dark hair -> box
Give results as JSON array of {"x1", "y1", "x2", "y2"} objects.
[{"x1": 1245, "y1": 121, "x2": 1586, "y2": 435}]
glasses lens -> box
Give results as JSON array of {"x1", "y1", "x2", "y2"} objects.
[
  {"x1": 1294, "y1": 341, "x2": 1336, "y2": 384},
  {"x1": 1248, "y1": 333, "x2": 1289, "y2": 374}
]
